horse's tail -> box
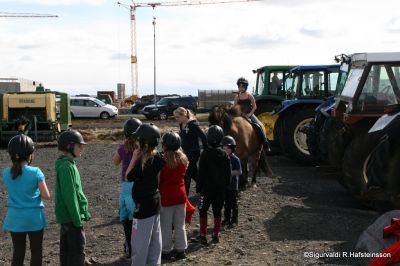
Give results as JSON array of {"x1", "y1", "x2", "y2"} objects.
[{"x1": 258, "y1": 149, "x2": 273, "y2": 177}]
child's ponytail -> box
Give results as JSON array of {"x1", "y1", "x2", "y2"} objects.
[{"x1": 10, "y1": 155, "x2": 24, "y2": 180}]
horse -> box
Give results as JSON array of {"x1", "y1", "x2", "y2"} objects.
[{"x1": 208, "y1": 106, "x2": 273, "y2": 187}]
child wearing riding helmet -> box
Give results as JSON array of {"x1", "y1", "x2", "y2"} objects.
[
  {"x1": 159, "y1": 132, "x2": 189, "y2": 260},
  {"x1": 125, "y1": 123, "x2": 165, "y2": 266},
  {"x1": 2, "y1": 134, "x2": 50, "y2": 266},
  {"x1": 174, "y1": 107, "x2": 207, "y2": 195},
  {"x1": 112, "y1": 118, "x2": 142, "y2": 258},
  {"x1": 196, "y1": 125, "x2": 231, "y2": 244},
  {"x1": 55, "y1": 129, "x2": 91, "y2": 266},
  {"x1": 221, "y1": 136, "x2": 242, "y2": 228}
]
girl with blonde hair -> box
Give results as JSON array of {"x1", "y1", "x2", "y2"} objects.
[{"x1": 173, "y1": 107, "x2": 207, "y2": 195}]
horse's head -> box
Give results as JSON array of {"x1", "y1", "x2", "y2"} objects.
[{"x1": 208, "y1": 106, "x2": 232, "y2": 134}]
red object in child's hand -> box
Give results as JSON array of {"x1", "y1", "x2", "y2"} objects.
[{"x1": 185, "y1": 199, "x2": 196, "y2": 224}]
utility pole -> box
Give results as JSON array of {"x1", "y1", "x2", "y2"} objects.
[{"x1": 152, "y1": 16, "x2": 157, "y2": 105}]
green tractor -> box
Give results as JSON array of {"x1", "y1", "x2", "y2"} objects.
[
  {"x1": 0, "y1": 88, "x2": 71, "y2": 145},
  {"x1": 253, "y1": 65, "x2": 294, "y2": 143}
]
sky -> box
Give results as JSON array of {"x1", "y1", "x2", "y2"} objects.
[{"x1": 1, "y1": 0, "x2": 400, "y2": 97}]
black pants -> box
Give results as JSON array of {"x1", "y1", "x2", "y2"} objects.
[
  {"x1": 224, "y1": 190, "x2": 238, "y2": 223},
  {"x1": 184, "y1": 152, "x2": 200, "y2": 196},
  {"x1": 123, "y1": 220, "x2": 133, "y2": 256},
  {"x1": 60, "y1": 223, "x2": 86, "y2": 266},
  {"x1": 10, "y1": 230, "x2": 43, "y2": 266},
  {"x1": 199, "y1": 192, "x2": 225, "y2": 218}
]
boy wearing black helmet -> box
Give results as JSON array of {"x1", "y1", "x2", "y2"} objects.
[
  {"x1": 196, "y1": 125, "x2": 231, "y2": 244},
  {"x1": 2, "y1": 134, "x2": 50, "y2": 266},
  {"x1": 125, "y1": 123, "x2": 165, "y2": 266},
  {"x1": 221, "y1": 135, "x2": 242, "y2": 228},
  {"x1": 55, "y1": 129, "x2": 91, "y2": 266},
  {"x1": 112, "y1": 118, "x2": 142, "y2": 258}
]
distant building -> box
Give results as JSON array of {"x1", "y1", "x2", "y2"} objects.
[
  {"x1": 0, "y1": 78, "x2": 40, "y2": 93},
  {"x1": 117, "y1": 83, "x2": 125, "y2": 100}
]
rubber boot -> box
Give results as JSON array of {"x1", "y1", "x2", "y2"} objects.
[
  {"x1": 199, "y1": 217, "x2": 208, "y2": 245},
  {"x1": 200, "y1": 217, "x2": 208, "y2": 236},
  {"x1": 212, "y1": 217, "x2": 222, "y2": 243}
]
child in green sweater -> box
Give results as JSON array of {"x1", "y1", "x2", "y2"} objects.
[{"x1": 55, "y1": 129, "x2": 91, "y2": 266}]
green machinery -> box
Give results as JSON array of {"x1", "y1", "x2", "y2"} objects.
[
  {"x1": 0, "y1": 89, "x2": 71, "y2": 144},
  {"x1": 253, "y1": 65, "x2": 294, "y2": 142}
]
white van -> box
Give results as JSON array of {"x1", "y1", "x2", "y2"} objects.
[{"x1": 70, "y1": 96, "x2": 118, "y2": 119}]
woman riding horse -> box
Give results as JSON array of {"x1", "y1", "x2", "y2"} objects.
[{"x1": 233, "y1": 77, "x2": 270, "y2": 151}]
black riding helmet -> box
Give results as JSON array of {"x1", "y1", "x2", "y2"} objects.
[
  {"x1": 237, "y1": 77, "x2": 249, "y2": 89},
  {"x1": 207, "y1": 125, "x2": 224, "y2": 147},
  {"x1": 221, "y1": 135, "x2": 236, "y2": 148},
  {"x1": 124, "y1": 118, "x2": 142, "y2": 138},
  {"x1": 133, "y1": 123, "x2": 161, "y2": 148},
  {"x1": 162, "y1": 132, "x2": 181, "y2": 151},
  {"x1": 58, "y1": 129, "x2": 86, "y2": 157},
  {"x1": 8, "y1": 134, "x2": 35, "y2": 158}
]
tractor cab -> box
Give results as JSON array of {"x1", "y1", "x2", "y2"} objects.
[
  {"x1": 284, "y1": 65, "x2": 340, "y2": 100},
  {"x1": 333, "y1": 53, "x2": 400, "y2": 124},
  {"x1": 253, "y1": 65, "x2": 294, "y2": 99}
]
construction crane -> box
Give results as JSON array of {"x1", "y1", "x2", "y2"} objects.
[
  {"x1": 118, "y1": 0, "x2": 264, "y2": 97},
  {"x1": 0, "y1": 12, "x2": 58, "y2": 18}
]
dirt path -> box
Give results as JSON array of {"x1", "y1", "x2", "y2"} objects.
[{"x1": 0, "y1": 142, "x2": 379, "y2": 265}]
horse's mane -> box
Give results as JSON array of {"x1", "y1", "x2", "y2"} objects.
[
  {"x1": 208, "y1": 105, "x2": 244, "y2": 134},
  {"x1": 226, "y1": 105, "x2": 242, "y2": 117}
]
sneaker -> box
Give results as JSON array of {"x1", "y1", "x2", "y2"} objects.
[
  {"x1": 173, "y1": 251, "x2": 186, "y2": 260},
  {"x1": 123, "y1": 243, "x2": 131, "y2": 258},
  {"x1": 198, "y1": 235, "x2": 208, "y2": 245},
  {"x1": 211, "y1": 235, "x2": 219, "y2": 243},
  {"x1": 221, "y1": 220, "x2": 230, "y2": 227},
  {"x1": 161, "y1": 252, "x2": 172, "y2": 261},
  {"x1": 228, "y1": 222, "x2": 237, "y2": 229}
]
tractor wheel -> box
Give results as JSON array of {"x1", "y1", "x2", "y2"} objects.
[
  {"x1": 278, "y1": 106, "x2": 315, "y2": 164},
  {"x1": 322, "y1": 117, "x2": 351, "y2": 168},
  {"x1": 306, "y1": 112, "x2": 327, "y2": 164},
  {"x1": 363, "y1": 116, "x2": 400, "y2": 210},
  {"x1": 342, "y1": 132, "x2": 383, "y2": 197}
]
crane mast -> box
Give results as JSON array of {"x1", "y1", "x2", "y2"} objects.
[
  {"x1": 130, "y1": 7, "x2": 139, "y2": 96},
  {"x1": 0, "y1": 12, "x2": 58, "y2": 18},
  {"x1": 119, "y1": 0, "x2": 264, "y2": 97}
]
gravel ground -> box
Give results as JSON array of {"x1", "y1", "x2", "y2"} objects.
[{"x1": 0, "y1": 119, "x2": 382, "y2": 265}]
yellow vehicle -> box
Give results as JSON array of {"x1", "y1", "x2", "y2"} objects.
[{"x1": 0, "y1": 91, "x2": 71, "y2": 144}]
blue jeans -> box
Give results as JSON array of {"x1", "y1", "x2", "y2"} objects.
[{"x1": 249, "y1": 114, "x2": 269, "y2": 145}]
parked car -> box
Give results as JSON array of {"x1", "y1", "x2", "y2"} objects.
[
  {"x1": 142, "y1": 96, "x2": 197, "y2": 120},
  {"x1": 70, "y1": 96, "x2": 118, "y2": 119},
  {"x1": 131, "y1": 94, "x2": 179, "y2": 114}
]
